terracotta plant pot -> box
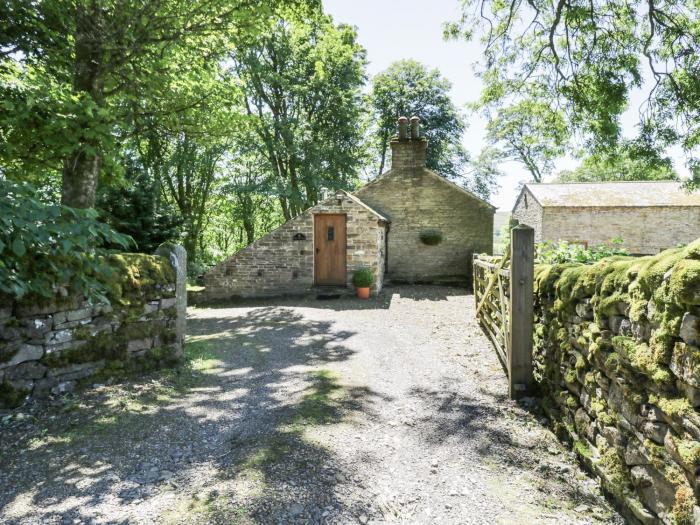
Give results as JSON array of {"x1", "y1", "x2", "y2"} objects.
[{"x1": 356, "y1": 287, "x2": 370, "y2": 299}]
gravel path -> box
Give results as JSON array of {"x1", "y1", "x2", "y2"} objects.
[{"x1": 0, "y1": 285, "x2": 623, "y2": 524}]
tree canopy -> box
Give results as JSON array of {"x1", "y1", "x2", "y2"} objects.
[
  {"x1": 367, "y1": 59, "x2": 497, "y2": 198},
  {"x1": 0, "y1": 0, "x2": 309, "y2": 208},
  {"x1": 446, "y1": 0, "x2": 700, "y2": 183}
]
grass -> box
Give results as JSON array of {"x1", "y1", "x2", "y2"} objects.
[
  {"x1": 162, "y1": 493, "x2": 253, "y2": 525},
  {"x1": 289, "y1": 369, "x2": 344, "y2": 430}
]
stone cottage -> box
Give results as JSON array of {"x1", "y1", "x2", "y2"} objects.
[
  {"x1": 203, "y1": 117, "x2": 495, "y2": 299},
  {"x1": 512, "y1": 181, "x2": 700, "y2": 254}
]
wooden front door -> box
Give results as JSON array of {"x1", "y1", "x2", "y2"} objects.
[{"x1": 314, "y1": 214, "x2": 347, "y2": 286}]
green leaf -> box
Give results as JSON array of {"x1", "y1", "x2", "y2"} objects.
[{"x1": 11, "y1": 238, "x2": 25, "y2": 256}]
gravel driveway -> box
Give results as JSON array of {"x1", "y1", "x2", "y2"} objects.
[{"x1": 0, "y1": 285, "x2": 622, "y2": 524}]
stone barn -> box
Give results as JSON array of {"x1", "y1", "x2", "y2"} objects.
[
  {"x1": 512, "y1": 181, "x2": 700, "y2": 254},
  {"x1": 203, "y1": 117, "x2": 495, "y2": 299}
]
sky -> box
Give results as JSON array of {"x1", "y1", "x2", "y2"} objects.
[{"x1": 322, "y1": 0, "x2": 689, "y2": 211}]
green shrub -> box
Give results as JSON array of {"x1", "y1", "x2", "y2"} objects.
[
  {"x1": 536, "y1": 238, "x2": 628, "y2": 264},
  {"x1": 419, "y1": 229, "x2": 443, "y2": 245},
  {"x1": 352, "y1": 267, "x2": 374, "y2": 288},
  {"x1": 0, "y1": 180, "x2": 133, "y2": 302}
]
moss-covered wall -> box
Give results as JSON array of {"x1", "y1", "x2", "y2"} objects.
[
  {"x1": 534, "y1": 239, "x2": 700, "y2": 524},
  {"x1": 0, "y1": 253, "x2": 183, "y2": 409}
]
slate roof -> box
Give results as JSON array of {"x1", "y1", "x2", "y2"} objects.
[{"x1": 523, "y1": 181, "x2": 700, "y2": 208}]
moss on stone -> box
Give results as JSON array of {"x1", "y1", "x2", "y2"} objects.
[
  {"x1": 668, "y1": 259, "x2": 700, "y2": 306},
  {"x1": 657, "y1": 396, "x2": 693, "y2": 418},
  {"x1": 102, "y1": 253, "x2": 175, "y2": 306},
  {"x1": 584, "y1": 371, "x2": 596, "y2": 387},
  {"x1": 0, "y1": 342, "x2": 19, "y2": 365},
  {"x1": 554, "y1": 265, "x2": 598, "y2": 314},
  {"x1": 670, "y1": 435, "x2": 700, "y2": 471},
  {"x1": 590, "y1": 396, "x2": 607, "y2": 416},
  {"x1": 42, "y1": 333, "x2": 119, "y2": 368},
  {"x1": 685, "y1": 238, "x2": 700, "y2": 260},
  {"x1": 645, "y1": 439, "x2": 688, "y2": 487},
  {"x1": 605, "y1": 352, "x2": 621, "y2": 372},
  {"x1": 597, "y1": 410, "x2": 616, "y2": 426},
  {"x1": 0, "y1": 382, "x2": 28, "y2": 409},
  {"x1": 597, "y1": 447, "x2": 631, "y2": 499},
  {"x1": 671, "y1": 484, "x2": 695, "y2": 525},
  {"x1": 574, "y1": 439, "x2": 592, "y2": 458},
  {"x1": 612, "y1": 336, "x2": 673, "y2": 385}
]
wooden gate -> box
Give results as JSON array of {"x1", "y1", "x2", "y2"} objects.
[{"x1": 473, "y1": 224, "x2": 534, "y2": 399}]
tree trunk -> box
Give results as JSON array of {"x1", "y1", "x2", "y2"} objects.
[
  {"x1": 61, "y1": 2, "x2": 104, "y2": 209},
  {"x1": 242, "y1": 215, "x2": 255, "y2": 245}
]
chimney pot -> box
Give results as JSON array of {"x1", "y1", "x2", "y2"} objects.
[
  {"x1": 398, "y1": 116, "x2": 408, "y2": 140},
  {"x1": 410, "y1": 116, "x2": 420, "y2": 139}
]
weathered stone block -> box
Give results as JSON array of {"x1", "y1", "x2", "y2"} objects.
[
  {"x1": 143, "y1": 301, "x2": 160, "y2": 315},
  {"x1": 44, "y1": 339, "x2": 86, "y2": 355},
  {"x1": 680, "y1": 313, "x2": 700, "y2": 347},
  {"x1": 160, "y1": 297, "x2": 177, "y2": 309},
  {"x1": 47, "y1": 361, "x2": 103, "y2": 382},
  {"x1": 23, "y1": 317, "x2": 53, "y2": 339},
  {"x1": 631, "y1": 321, "x2": 652, "y2": 341},
  {"x1": 65, "y1": 307, "x2": 92, "y2": 322},
  {"x1": 44, "y1": 329, "x2": 73, "y2": 345},
  {"x1": 609, "y1": 315, "x2": 626, "y2": 334},
  {"x1": 625, "y1": 439, "x2": 650, "y2": 466},
  {"x1": 670, "y1": 342, "x2": 700, "y2": 388},
  {"x1": 127, "y1": 338, "x2": 152, "y2": 352},
  {"x1": 0, "y1": 344, "x2": 43, "y2": 369},
  {"x1": 575, "y1": 408, "x2": 596, "y2": 442},
  {"x1": 601, "y1": 425, "x2": 624, "y2": 448},
  {"x1": 642, "y1": 421, "x2": 668, "y2": 445},
  {"x1": 5, "y1": 362, "x2": 47, "y2": 380},
  {"x1": 92, "y1": 303, "x2": 113, "y2": 316},
  {"x1": 630, "y1": 464, "x2": 678, "y2": 519},
  {"x1": 575, "y1": 300, "x2": 594, "y2": 320}
]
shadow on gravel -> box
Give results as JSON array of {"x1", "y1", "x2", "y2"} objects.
[
  {"x1": 408, "y1": 386, "x2": 606, "y2": 511},
  {"x1": 0, "y1": 305, "x2": 380, "y2": 524}
]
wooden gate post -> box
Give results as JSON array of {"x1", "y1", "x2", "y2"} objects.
[{"x1": 508, "y1": 224, "x2": 534, "y2": 398}]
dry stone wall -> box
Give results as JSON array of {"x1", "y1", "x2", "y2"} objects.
[
  {"x1": 203, "y1": 193, "x2": 387, "y2": 300},
  {"x1": 0, "y1": 246, "x2": 186, "y2": 408},
  {"x1": 533, "y1": 240, "x2": 700, "y2": 524}
]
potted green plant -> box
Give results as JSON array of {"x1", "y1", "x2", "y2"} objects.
[{"x1": 352, "y1": 268, "x2": 374, "y2": 299}]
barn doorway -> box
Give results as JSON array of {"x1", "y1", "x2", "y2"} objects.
[{"x1": 314, "y1": 214, "x2": 347, "y2": 286}]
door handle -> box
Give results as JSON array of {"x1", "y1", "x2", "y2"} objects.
[{"x1": 316, "y1": 248, "x2": 320, "y2": 253}]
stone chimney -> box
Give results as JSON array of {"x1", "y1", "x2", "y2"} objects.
[{"x1": 390, "y1": 116, "x2": 427, "y2": 169}]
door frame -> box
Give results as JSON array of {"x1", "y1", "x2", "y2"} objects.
[{"x1": 313, "y1": 213, "x2": 347, "y2": 286}]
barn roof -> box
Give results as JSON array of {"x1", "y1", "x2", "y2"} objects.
[{"x1": 523, "y1": 181, "x2": 700, "y2": 208}]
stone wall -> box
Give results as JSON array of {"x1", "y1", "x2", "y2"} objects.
[
  {"x1": 0, "y1": 246, "x2": 186, "y2": 408},
  {"x1": 542, "y1": 206, "x2": 700, "y2": 255},
  {"x1": 533, "y1": 240, "x2": 700, "y2": 524},
  {"x1": 513, "y1": 196, "x2": 700, "y2": 255},
  {"x1": 203, "y1": 192, "x2": 387, "y2": 300},
  {"x1": 356, "y1": 139, "x2": 494, "y2": 284},
  {"x1": 511, "y1": 187, "x2": 544, "y2": 243}
]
